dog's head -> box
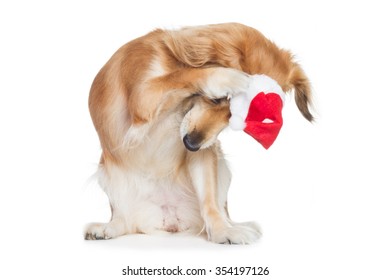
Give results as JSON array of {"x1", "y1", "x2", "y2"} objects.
[{"x1": 180, "y1": 95, "x2": 231, "y2": 152}]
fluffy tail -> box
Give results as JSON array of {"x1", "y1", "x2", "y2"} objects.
[{"x1": 288, "y1": 63, "x2": 313, "y2": 122}]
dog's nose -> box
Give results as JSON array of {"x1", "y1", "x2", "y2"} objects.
[{"x1": 183, "y1": 134, "x2": 201, "y2": 152}]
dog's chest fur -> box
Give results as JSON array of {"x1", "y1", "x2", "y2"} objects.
[{"x1": 111, "y1": 113, "x2": 202, "y2": 233}]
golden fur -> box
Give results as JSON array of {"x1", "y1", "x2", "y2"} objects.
[{"x1": 85, "y1": 23, "x2": 312, "y2": 243}]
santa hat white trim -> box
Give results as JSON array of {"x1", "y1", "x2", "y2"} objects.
[{"x1": 229, "y1": 74, "x2": 285, "y2": 130}]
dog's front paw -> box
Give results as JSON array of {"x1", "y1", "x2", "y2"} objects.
[
  {"x1": 202, "y1": 68, "x2": 250, "y2": 100},
  {"x1": 209, "y1": 223, "x2": 261, "y2": 244},
  {"x1": 84, "y1": 221, "x2": 125, "y2": 240}
]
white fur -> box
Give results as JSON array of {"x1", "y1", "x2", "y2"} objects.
[
  {"x1": 201, "y1": 68, "x2": 250, "y2": 99},
  {"x1": 180, "y1": 106, "x2": 194, "y2": 140},
  {"x1": 123, "y1": 123, "x2": 151, "y2": 148},
  {"x1": 148, "y1": 57, "x2": 166, "y2": 78},
  {"x1": 87, "y1": 172, "x2": 202, "y2": 238}
]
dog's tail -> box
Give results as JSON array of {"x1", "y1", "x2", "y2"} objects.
[{"x1": 286, "y1": 63, "x2": 313, "y2": 122}]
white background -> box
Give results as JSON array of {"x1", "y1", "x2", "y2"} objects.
[{"x1": 1, "y1": 0, "x2": 389, "y2": 279}]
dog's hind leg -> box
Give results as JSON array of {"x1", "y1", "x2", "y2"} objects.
[{"x1": 84, "y1": 165, "x2": 132, "y2": 240}]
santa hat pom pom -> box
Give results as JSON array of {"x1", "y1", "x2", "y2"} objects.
[{"x1": 229, "y1": 115, "x2": 246, "y2": 130}]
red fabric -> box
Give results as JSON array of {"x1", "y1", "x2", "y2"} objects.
[{"x1": 244, "y1": 92, "x2": 283, "y2": 149}]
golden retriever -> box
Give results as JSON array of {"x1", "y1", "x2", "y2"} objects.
[{"x1": 85, "y1": 23, "x2": 312, "y2": 244}]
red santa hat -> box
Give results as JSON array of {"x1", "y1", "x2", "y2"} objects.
[{"x1": 229, "y1": 74, "x2": 285, "y2": 149}]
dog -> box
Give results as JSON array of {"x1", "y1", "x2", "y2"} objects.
[{"x1": 85, "y1": 23, "x2": 312, "y2": 244}]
